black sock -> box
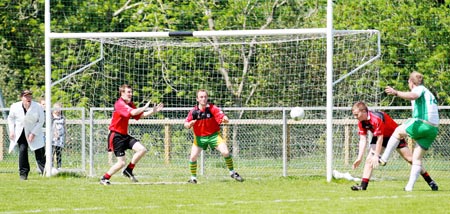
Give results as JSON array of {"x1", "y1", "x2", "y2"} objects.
[
  {"x1": 361, "y1": 178, "x2": 369, "y2": 190},
  {"x1": 421, "y1": 172, "x2": 433, "y2": 184}
]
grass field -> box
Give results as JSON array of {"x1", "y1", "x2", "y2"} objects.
[{"x1": 1, "y1": 172, "x2": 449, "y2": 214}]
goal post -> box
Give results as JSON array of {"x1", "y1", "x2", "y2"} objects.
[{"x1": 45, "y1": 27, "x2": 381, "y2": 180}]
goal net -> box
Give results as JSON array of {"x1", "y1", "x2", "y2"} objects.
[{"x1": 49, "y1": 29, "x2": 381, "y2": 181}]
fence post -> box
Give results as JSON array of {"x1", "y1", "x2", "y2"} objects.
[
  {"x1": 287, "y1": 124, "x2": 290, "y2": 162},
  {"x1": 164, "y1": 123, "x2": 171, "y2": 164},
  {"x1": 344, "y1": 124, "x2": 351, "y2": 166}
]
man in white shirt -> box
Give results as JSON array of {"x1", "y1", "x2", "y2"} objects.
[{"x1": 8, "y1": 90, "x2": 46, "y2": 180}]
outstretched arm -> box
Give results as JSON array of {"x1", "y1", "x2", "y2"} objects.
[
  {"x1": 142, "y1": 103, "x2": 164, "y2": 117},
  {"x1": 385, "y1": 86, "x2": 419, "y2": 101},
  {"x1": 130, "y1": 100, "x2": 151, "y2": 116}
]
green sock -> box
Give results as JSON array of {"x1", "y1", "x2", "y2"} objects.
[
  {"x1": 224, "y1": 156, "x2": 234, "y2": 171},
  {"x1": 189, "y1": 161, "x2": 197, "y2": 177}
]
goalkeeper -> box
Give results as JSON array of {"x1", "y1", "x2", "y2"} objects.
[
  {"x1": 184, "y1": 89, "x2": 243, "y2": 184},
  {"x1": 350, "y1": 101, "x2": 437, "y2": 191},
  {"x1": 100, "y1": 84, "x2": 164, "y2": 185}
]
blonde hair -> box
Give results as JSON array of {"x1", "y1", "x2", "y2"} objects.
[
  {"x1": 52, "y1": 102, "x2": 63, "y2": 115},
  {"x1": 409, "y1": 71, "x2": 423, "y2": 86},
  {"x1": 352, "y1": 101, "x2": 368, "y2": 113},
  {"x1": 196, "y1": 89, "x2": 208, "y2": 97}
]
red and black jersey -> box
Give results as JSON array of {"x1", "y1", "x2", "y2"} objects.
[
  {"x1": 109, "y1": 98, "x2": 143, "y2": 135},
  {"x1": 358, "y1": 111, "x2": 398, "y2": 137},
  {"x1": 185, "y1": 103, "x2": 225, "y2": 137}
]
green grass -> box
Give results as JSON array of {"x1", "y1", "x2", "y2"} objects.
[{"x1": 1, "y1": 173, "x2": 450, "y2": 214}]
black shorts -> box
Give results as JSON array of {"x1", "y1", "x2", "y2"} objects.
[
  {"x1": 370, "y1": 136, "x2": 407, "y2": 148},
  {"x1": 108, "y1": 131, "x2": 139, "y2": 157}
]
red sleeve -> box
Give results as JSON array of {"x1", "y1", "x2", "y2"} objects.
[
  {"x1": 185, "y1": 108, "x2": 194, "y2": 122},
  {"x1": 209, "y1": 104, "x2": 225, "y2": 124},
  {"x1": 115, "y1": 99, "x2": 133, "y2": 117},
  {"x1": 371, "y1": 117, "x2": 384, "y2": 137},
  {"x1": 115, "y1": 100, "x2": 142, "y2": 120},
  {"x1": 129, "y1": 102, "x2": 143, "y2": 120}
]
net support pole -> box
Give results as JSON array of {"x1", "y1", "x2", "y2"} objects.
[
  {"x1": 282, "y1": 108, "x2": 288, "y2": 177},
  {"x1": 326, "y1": 0, "x2": 334, "y2": 182},
  {"x1": 89, "y1": 108, "x2": 94, "y2": 177},
  {"x1": 44, "y1": 0, "x2": 53, "y2": 177}
]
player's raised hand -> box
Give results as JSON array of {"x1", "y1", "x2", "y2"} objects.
[
  {"x1": 152, "y1": 103, "x2": 164, "y2": 113},
  {"x1": 143, "y1": 100, "x2": 151, "y2": 109},
  {"x1": 142, "y1": 102, "x2": 164, "y2": 117},
  {"x1": 385, "y1": 86, "x2": 397, "y2": 96}
]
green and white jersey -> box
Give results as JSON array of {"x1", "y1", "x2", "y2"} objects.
[{"x1": 411, "y1": 85, "x2": 439, "y2": 125}]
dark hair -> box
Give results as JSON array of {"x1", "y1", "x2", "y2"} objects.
[
  {"x1": 119, "y1": 84, "x2": 132, "y2": 95},
  {"x1": 20, "y1": 90, "x2": 32, "y2": 97}
]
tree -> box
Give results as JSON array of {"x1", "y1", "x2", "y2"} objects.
[
  {"x1": 332, "y1": 0, "x2": 450, "y2": 105},
  {"x1": 2, "y1": 0, "x2": 449, "y2": 107},
  {"x1": 0, "y1": 0, "x2": 45, "y2": 105}
]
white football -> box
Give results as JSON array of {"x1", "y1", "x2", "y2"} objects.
[
  {"x1": 51, "y1": 167, "x2": 59, "y2": 176},
  {"x1": 290, "y1": 107, "x2": 305, "y2": 120}
]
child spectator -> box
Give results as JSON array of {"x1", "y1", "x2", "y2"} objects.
[{"x1": 52, "y1": 102, "x2": 66, "y2": 169}]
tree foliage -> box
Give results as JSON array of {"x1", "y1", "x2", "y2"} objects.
[
  {"x1": 333, "y1": 0, "x2": 450, "y2": 106},
  {"x1": 0, "y1": 0, "x2": 449, "y2": 107}
]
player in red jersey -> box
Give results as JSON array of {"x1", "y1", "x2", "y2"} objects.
[
  {"x1": 350, "y1": 101, "x2": 437, "y2": 190},
  {"x1": 184, "y1": 89, "x2": 243, "y2": 184},
  {"x1": 100, "y1": 84, "x2": 163, "y2": 185}
]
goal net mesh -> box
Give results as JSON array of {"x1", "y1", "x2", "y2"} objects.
[{"x1": 50, "y1": 31, "x2": 381, "y2": 181}]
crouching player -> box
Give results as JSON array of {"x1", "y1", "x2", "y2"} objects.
[{"x1": 350, "y1": 101, "x2": 437, "y2": 191}]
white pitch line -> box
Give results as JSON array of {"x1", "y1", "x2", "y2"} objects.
[{"x1": 108, "y1": 181, "x2": 188, "y2": 185}]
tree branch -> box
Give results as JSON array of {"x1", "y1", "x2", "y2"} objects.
[
  {"x1": 113, "y1": 0, "x2": 145, "y2": 17},
  {"x1": 236, "y1": 0, "x2": 286, "y2": 96},
  {"x1": 198, "y1": 0, "x2": 235, "y2": 96}
]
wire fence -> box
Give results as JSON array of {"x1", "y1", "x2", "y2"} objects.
[{"x1": 1, "y1": 107, "x2": 449, "y2": 182}]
